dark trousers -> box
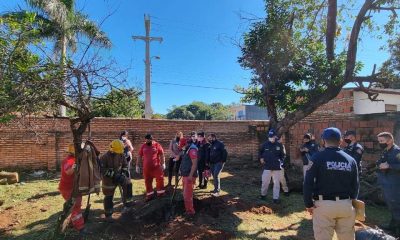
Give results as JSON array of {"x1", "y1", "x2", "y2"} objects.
[
  {"x1": 168, "y1": 157, "x2": 181, "y2": 185},
  {"x1": 197, "y1": 159, "x2": 207, "y2": 187}
]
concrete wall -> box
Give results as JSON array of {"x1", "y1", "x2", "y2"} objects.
[{"x1": 354, "y1": 91, "x2": 400, "y2": 114}]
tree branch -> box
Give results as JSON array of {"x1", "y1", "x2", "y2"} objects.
[{"x1": 326, "y1": 0, "x2": 337, "y2": 62}]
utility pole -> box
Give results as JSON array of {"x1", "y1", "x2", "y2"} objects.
[{"x1": 132, "y1": 14, "x2": 162, "y2": 119}]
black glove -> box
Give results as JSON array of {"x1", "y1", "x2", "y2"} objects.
[
  {"x1": 121, "y1": 168, "x2": 130, "y2": 178},
  {"x1": 104, "y1": 169, "x2": 115, "y2": 178},
  {"x1": 114, "y1": 173, "x2": 126, "y2": 185}
]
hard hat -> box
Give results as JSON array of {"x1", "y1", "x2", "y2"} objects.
[
  {"x1": 110, "y1": 140, "x2": 124, "y2": 154},
  {"x1": 66, "y1": 144, "x2": 75, "y2": 155}
]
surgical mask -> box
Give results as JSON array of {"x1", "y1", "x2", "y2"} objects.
[
  {"x1": 344, "y1": 139, "x2": 351, "y2": 144},
  {"x1": 379, "y1": 143, "x2": 388, "y2": 149},
  {"x1": 268, "y1": 137, "x2": 275, "y2": 142},
  {"x1": 121, "y1": 137, "x2": 127, "y2": 141}
]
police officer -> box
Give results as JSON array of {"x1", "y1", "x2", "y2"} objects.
[
  {"x1": 196, "y1": 131, "x2": 210, "y2": 189},
  {"x1": 376, "y1": 132, "x2": 400, "y2": 236},
  {"x1": 343, "y1": 130, "x2": 364, "y2": 174},
  {"x1": 259, "y1": 129, "x2": 286, "y2": 204},
  {"x1": 304, "y1": 127, "x2": 359, "y2": 240},
  {"x1": 300, "y1": 133, "x2": 319, "y2": 178}
]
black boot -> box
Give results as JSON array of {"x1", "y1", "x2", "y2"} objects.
[{"x1": 200, "y1": 180, "x2": 208, "y2": 189}]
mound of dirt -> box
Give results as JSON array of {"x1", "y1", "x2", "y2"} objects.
[
  {"x1": 250, "y1": 205, "x2": 273, "y2": 215},
  {"x1": 161, "y1": 220, "x2": 234, "y2": 240}
]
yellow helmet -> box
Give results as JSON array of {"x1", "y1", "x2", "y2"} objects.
[
  {"x1": 110, "y1": 140, "x2": 124, "y2": 154},
  {"x1": 66, "y1": 144, "x2": 75, "y2": 155}
]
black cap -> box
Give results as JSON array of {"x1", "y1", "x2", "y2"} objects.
[
  {"x1": 190, "y1": 131, "x2": 197, "y2": 137},
  {"x1": 145, "y1": 134, "x2": 153, "y2": 140},
  {"x1": 198, "y1": 131, "x2": 205, "y2": 137},
  {"x1": 344, "y1": 130, "x2": 356, "y2": 137}
]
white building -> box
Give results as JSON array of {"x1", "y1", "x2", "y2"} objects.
[
  {"x1": 353, "y1": 88, "x2": 400, "y2": 114},
  {"x1": 230, "y1": 105, "x2": 269, "y2": 120}
]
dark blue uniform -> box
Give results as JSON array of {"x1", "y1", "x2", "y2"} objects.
[
  {"x1": 259, "y1": 141, "x2": 286, "y2": 170},
  {"x1": 301, "y1": 141, "x2": 319, "y2": 166},
  {"x1": 344, "y1": 142, "x2": 364, "y2": 172},
  {"x1": 376, "y1": 145, "x2": 400, "y2": 226},
  {"x1": 304, "y1": 147, "x2": 359, "y2": 208}
]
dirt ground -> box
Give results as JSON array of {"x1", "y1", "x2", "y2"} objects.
[{"x1": 0, "y1": 167, "x2": 394, "y2": 240}]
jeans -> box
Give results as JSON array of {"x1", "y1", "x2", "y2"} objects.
[
  {"x1": 168, "y1": 157, "x2": 181, "y2": 185},
  {"x1": 210, "y1": 162, "x2": 224, "y2": 192}
]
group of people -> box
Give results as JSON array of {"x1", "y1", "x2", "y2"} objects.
[
  {"x1": 258, "y1": 127, "x2": 399, "y2": 239},
  {"x1": 59, "y1": 127, "x2": 400, "y2": 239},
  {"x1": 58, "y1": 130, "x2": 228, "y2": 238}
]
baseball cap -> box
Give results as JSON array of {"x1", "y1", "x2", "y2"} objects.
[
  {"x1": 268, "y1": 129, "x2": 277, "y2": 138},
  {"x1": 321, "y1": 127, "x2": 341, "y2": 141},
  {"x1": 344, "y1": 130, "x2": 356, "y2": 137}
]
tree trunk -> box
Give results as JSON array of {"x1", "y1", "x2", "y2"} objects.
[{"x1": 59, "y1": 34, "x2": 67, "y2": 117}]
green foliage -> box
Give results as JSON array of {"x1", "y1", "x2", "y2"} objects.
[
  {"x1": 0, "y1": 12, "x2": 60, "y2": 120},
  {"x1": 238, "y1": 0, "x2": 399, "y2": 129},
  {"x1": 380, "y1": 37, "x2": 400, "y2": 89},
  {"x1": 91, "y1": 88, "x2": 144, "y2": 118},
  {"x1": 166, "y1": 101, "x2": 232, "y2": 120}
]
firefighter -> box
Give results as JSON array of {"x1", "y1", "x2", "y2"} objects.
[
  {"x1": 58, "y1": 144, "x2": 86, "y2": 237},
  {"x1": 136, "y1": 134, "x2": 166, "y2": 201},
  {"x1": 99, "y1": 140, "x2": 131, "y2": 221}
]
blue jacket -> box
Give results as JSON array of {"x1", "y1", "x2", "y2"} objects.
[
  {"x1": 259, "y1": 141, "x2": 286, "y2": 170},
  {"x1": 376, "y1": 145, "x2": 400, "y2": 186},
  {"x1": 344, "y1": 142, "x2": 364, "y2": 170},
  {"x1": 301, "y1": 141, "x2": 319, "y2": 165},
  {"x1": 209, "y1": 140, "x2": 225, "y2": 164},
  {"x1": 303, "y1": 147, "x2": 359, "y2": 208}
]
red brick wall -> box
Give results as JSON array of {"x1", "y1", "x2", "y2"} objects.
[
  {"x1": 0, "y1": 112, "x2": 398, "y2": 171},
  {"x1": 0, "y1": 118, "x2": 269, "y2": 170},
  {"x1": 288, "y1": 113, "x2": 400, "y2": 168},
  {"x1": 313, "y1": 89, "x2": 354, "y2": 115}
]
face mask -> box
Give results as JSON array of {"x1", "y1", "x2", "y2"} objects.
[
  {"x1": 379, "y1": 143, "x2": 388, "y2": 149},
  {"x1": 344, "y1": 139, "x2": 351, "y2": 144},
  {"x1": 268, "y1": 137, "x2": 275, "y2": 142},
  {"x1": 121, "y1": 137, "x2": 127, "y2": 141}
]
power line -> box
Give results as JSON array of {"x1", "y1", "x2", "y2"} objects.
[{"x1": 152, "y1": 81, "x2": 234, "y2": 91}]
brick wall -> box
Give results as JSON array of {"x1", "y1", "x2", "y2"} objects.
[
  {"x1": 0, "y1": 112, "x2": 399, "y2": 171},
  {"x1": 313, "y1": 89, "x2": 354, "y2": 115},
  {"x1": 288, "y1": 112, "x2": 400, "y2": 168},
  {"x1": 0, "y1": 118, "x2": 269, "y2": 170}
]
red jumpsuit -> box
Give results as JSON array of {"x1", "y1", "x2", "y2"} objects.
[
  {"x1": 182, "y1": 148, "x2": 198, "y2": 215},
  {"x1": 139, "y1": 141, "x2": 165, "y2": 199},
  {"x1": 58, "y1": 155, "x2": 84, "y2": 231}
]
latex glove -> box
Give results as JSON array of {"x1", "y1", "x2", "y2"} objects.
[
  {"x1": 379, "y1": 162, "x2": 390, "y2": 170},
  {"x1": 136, "y1": 165, "x2": 141, "y2": 174},
  {"x1": 260, "y1": 158, "x2": 265, "y2": 165},
  {"x1": 72, "y1": 164, "x2": 77, "y2": 169},
  {"x1": 162, "y1": 163, "x2": 166, "y2": 171}
]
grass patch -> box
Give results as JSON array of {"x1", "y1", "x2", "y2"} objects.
[{"x1": 0, "y1": 167, "x2": 391, "y2": 240}]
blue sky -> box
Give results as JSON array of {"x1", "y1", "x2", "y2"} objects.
[{"x1": 0, "y1": 0, "x2": 392, "y2": 114}]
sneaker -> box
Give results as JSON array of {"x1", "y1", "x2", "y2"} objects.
[
  {"x1": 273, "y1": 199, "x2": 281, "y2": 204},
  {"x1": 211, "y1": 192, "x2": 220, "y2": 197},
  {"x1": 259, "y1": 195, "x2": 267, "y2": 200},
  {"x1": 200, "y1": 184, "x2": 207, "y2": 189}
]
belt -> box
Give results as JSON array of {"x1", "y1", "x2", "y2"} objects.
[{"x1": 313, "y1": 195, "x2": 350, "y2": 201}]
